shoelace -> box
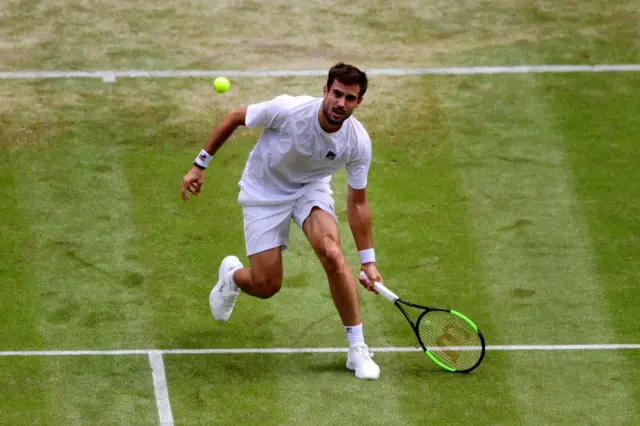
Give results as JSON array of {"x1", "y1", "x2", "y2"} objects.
[
  {"x1": 220, "y1": 278, "x2": 239, "y2": 308},
  {"x1": 354, "y1": 345, "x2": 375, "y2": 359}
]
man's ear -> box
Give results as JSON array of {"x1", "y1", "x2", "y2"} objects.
[{"x1": 323, "y1": 84, "x2": 328, "y2": 96}]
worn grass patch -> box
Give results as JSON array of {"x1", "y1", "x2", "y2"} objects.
[{"x1": 2, "y1": 0, "x2": 639, "y2": 71}]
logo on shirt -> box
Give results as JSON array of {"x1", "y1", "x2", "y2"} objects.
[{"x1": 325, "y1": 150, "x2": 336, "y2": 160}]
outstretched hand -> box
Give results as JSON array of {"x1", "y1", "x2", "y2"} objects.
[
  {"x1": 358, "y1": 265, "x2": 383, "y2": 293},
  {"x1": 181, "y1": 167, "x2": 205, "y2": 200}
]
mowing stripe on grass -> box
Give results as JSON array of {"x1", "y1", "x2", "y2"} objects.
[
  {"x1": 0, "y1": 65, "x2": 640, "y2": 82},
  {"x1": 446, "y1": 71, "x2": 638, "y2": 424},
  {"x1": 0, "y1": 153, "x2": 44, "y2": 351},
  {"x1": 22, "y1": 141, "x2": 150, "y2": 348},
  {"x1": 149, "y1": 351, "x2": 174, "y2": 426},
  {"x1": 546, "y1": 72, "x2": 640, "y2": 413},
  {"x1": 1, "y1": 344, "x2": 639, "y2": 356}
]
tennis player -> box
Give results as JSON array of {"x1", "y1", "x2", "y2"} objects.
[{"x1": 181, "y1": 63, "x2": 383, "y2": 380}]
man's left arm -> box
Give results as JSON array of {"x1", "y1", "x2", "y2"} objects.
[{"x1": 347, "y1": 185, "x2": 383, "y2": 291}]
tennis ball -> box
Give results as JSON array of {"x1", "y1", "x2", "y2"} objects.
[{"x1": 213, "y1": 77, "x2": 230, "y2": 93}]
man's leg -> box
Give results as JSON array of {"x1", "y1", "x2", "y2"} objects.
[
  {"x1": 301, "y1": 207, "x2": 360, "y2": 326},
  {"x1": 301, "y1": 206, "x2": 379, "y2": 380},
  {"x1": 210, "y1": 201, "x2": 290, "y2": 321},
  {"x1": 210, "y1": 247, "x2": 285, "y2": 320},
  {"x1": 233, "y1": 247, "x2": 283, "y2": 299}
]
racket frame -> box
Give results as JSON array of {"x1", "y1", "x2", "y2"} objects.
[
  {"x1": 364, "y1": 274, "x2": 486, "y2": 373},
  {"x1": 395, "y1": 299, "x2": 485, "y2": 373}
]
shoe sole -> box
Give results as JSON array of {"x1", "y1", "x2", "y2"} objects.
[
  {"x1": 346, "y1": 360, "x2": 380, "y2": 380},
  {"x1": 209, "y1": 281, "x2": 229, "y2": 321}
]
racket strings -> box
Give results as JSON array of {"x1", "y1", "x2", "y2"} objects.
[{"x1": 417, "y1": 310, "x2": 482, "y2": 371}]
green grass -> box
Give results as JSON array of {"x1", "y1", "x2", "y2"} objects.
[
  {"x1": 1, "y1": 73, "x2": 639, "y2": 424},
  {"x1": 408, "y1": 72, "x2": 640, "y2": 422},
  {"x1": 0, "y1": 356, "x2": 156, "y2": 425},
  {"x1": 1, "y1": 0, "x2": 639, "y2": 70},
  {"x1": 2, "y1": 0, "x2": 640, "y2": 424},
  {"x1": 165, "y1": 352, "x2": 519, "y2": 425},
  {"x1": 164, "y1": 351, "x2": 640, "y2": 425}
]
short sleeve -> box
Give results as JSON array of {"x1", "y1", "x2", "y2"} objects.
[
  {"x1": 245, "y1": 95, "x2": 292, "y2": 129},
  {"x1": 346, "y1": 132, "x2": 372, "y2": 190}
]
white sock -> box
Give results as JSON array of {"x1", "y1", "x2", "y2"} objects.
[{"x1": 345, "y1": 324, "x2": 364, "y2": 347}]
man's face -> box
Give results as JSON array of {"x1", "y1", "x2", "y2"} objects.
[{"x1": 322, "y1": 79, "x2": 363, "y2": 126}]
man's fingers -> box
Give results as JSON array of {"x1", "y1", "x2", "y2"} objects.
[
  {"x1": 359, "y1": 272, "x2": 369, "y2": 285},
  {"x1": 358, "y1": 271, "x2": 378, "y2": 293},
  {"x1": 189, "y1": 181, "x2": 204, "y2": 196},
  {"x1": 181, "y1": 174, "x2": 205, "y2": 200},
  {"x1": 181, "y1": 180, "x2": 191, "y2": 200},
  {"x1": 187, "y1": 185, "x2": 198, "y2": 196},
  {"x1": 359, "y1": 271, "x2": 372, "y2": 284},
  {"x1": 358, "y1": 272, "x2": 369, "y2": 287}
]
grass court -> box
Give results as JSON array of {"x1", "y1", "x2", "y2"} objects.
[{"x1": 1, "y1": 0, "x2": 639, "y2": 424}]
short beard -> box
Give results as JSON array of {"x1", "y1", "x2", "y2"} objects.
[{"x1": 323, "y1": 103, "x2": 345, "y2": 126}]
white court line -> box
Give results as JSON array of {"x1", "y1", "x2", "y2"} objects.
[
  {"x1": 1, "y1": 64, "x2": 640, "y2": 82},
  {"x1": 3, "y1": 343, "x2": 638, "y2": 426},
  {"x1": 0, "y1": 349, "x2": 150, "y2": 356},
  {"x1": 149, "y1": 351, "x2": 174, "y2": 426},
  {"x1": 0, "y1": 344, "x2": 639, "y2": 356}
]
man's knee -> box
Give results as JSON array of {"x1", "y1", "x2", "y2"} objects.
[
  {"x1": 250, "y1": 271, "x2": 282, "y2": 299},
  {"x1": 318, "y1": 237, "x2": 347, "y2": 275},
  {"x1": 248, "y1": 247, "x2": 283, "y2": 299}
]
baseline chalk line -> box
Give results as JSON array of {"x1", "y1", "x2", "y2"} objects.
[
  {"x1": 1, "y1": 64, "x2": 640, "y2": 83},
  {"x1": 1, "y1": 344, "x2": 639, "y2": 356}
]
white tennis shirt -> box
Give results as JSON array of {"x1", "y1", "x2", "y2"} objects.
[{"x1": 238, "y1": 95, "x2": 372, "y2": 203}]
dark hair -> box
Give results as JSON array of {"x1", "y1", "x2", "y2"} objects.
[{"x1": 327, "y1": 63, "x2": 368, "y2": 98}]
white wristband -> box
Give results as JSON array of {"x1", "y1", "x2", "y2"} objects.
[
  {"x1": 358, "y1": 248, "x2": 375, "y2": 264},
  {"x1": 194, "y1": 149, "x2": 213, "y2": 169}
]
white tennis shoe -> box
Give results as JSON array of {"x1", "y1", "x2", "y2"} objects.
[
  {"x1": 209, "y1": 255, "x2": 243, "y2": 322},
  {"x1": 346, "y1": 344, "x2": 380, "y2": 380}
]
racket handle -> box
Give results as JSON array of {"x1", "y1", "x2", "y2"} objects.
[{"x1": 359, "y1": 272, "x2": 399, "y2": 303}]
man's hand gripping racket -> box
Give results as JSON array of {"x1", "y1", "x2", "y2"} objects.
[{"x1": 360, "y1": 272, "x2": 486, "y2": 373}]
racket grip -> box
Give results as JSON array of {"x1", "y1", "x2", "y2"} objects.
[{"x1": 359, "y1": 271, "x2": 399, "y2": 303}]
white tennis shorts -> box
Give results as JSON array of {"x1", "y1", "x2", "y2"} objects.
[{"x1": 238, "y1": 182, "x2": 337, "y2": 256}]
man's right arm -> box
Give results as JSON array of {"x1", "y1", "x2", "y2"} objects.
[
  {"x1": 198, "y1": 95, "x2": 290, "y2": 166},
  {"x1": 182, "y1": 98, "x2": 288, "y2": 199},
  {"x1": 181, "y1": 107, "x2": 247, "y2": 200},
  {"x1": 201, "y1": 106, "x2": 248, "y2": 158}
]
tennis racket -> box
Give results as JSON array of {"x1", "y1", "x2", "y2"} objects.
[{"x1": 360, "y1": 272, "x2": 485, "y2": 373}]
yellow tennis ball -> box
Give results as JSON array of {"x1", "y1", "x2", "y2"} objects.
[{"x1": 213, "y1": 77, "x2": 230, "y2": 93}]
